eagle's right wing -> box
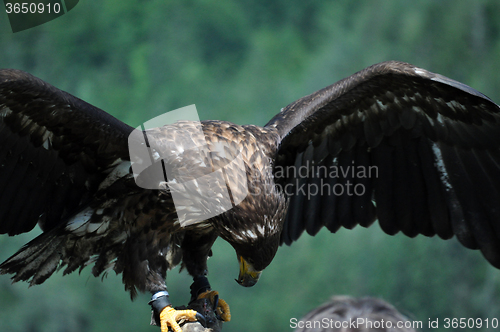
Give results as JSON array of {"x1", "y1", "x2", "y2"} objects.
[{"x1": 0, "y1": 69, "x2": 134, "y2": 235}]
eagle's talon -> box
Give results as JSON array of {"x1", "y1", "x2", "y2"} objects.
[
  {"x1": 214, "y1": 298, "x2": 231, "y2": 322},
  {"x1": 195, "y1": 312, "x2": 207, "y2": 327},
  {"x1": 212, "y1": 294, "x2": 219, "y2": 311},
  {"x1": 159, "y1": 306, "x2": 198, "y2": 332},
  {"x1": 198, "y1": 290, "x2": 231, "y2": 322}
]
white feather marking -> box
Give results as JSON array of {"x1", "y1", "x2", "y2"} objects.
[
  {"x1": 84, "y1": 216, "x2": 111, "y2": 234},
  {"x1": 446, "y1": 100, "x2": 465, "y2": 112},
  {"x1": 256, "y1": 223, "x2": 266, "y2": 235},
  {"x1": 412, "y1": 106, "x2": 423, "y2": 114},
  {"x1": 109, "y1": 158, "x2": 125, "y2": 167},
  {"x1": 238, "y1": 229, "x2": 259, "y2": 240},
  {"x1": 230, "y1": 230, "x2": 244, "y2": 241},
  {"x1": 0, "y1": 107, "x2": 13, "y2": 117},
  {"x1": 376, "y1": 100, "x2": 386, "y2": 111},
  {"x1": 98, "y1": 161, "x2": 131, "y2": 191},
  {"x1": 66, "y1": 207, "x2": 94, "y2": 232},
  {"x1": 434, "y1": 97, "x2": 446, "y2": 106},
  {"x1": 42, "y1": 139, "x2": 50, "y2": 150},
  {"x1": 85, "y1": 223, "x2": 102, "y2": 233},
  {"x1": 66, "y1": 208, "x2": 112, "y2": 235},
  {"x1": 431, "y1": 142, "x2": 452, "y2": 190},
  {"x1": 96, "y1": 219, "x2": 111, "y2": 235},
  {"x1": 112, "y1": 232, "x2": 128, "y2": 243},
  {"x1": 436, "y1": 113, "x2": 445, "y2": 125}
]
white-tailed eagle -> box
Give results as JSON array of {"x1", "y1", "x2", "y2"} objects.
[{"x1": 1, "y1": 61, "x2": 499, "y2": 331}]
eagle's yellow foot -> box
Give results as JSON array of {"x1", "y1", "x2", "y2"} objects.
[
  {"x1": 198, "y1": 290, "x2": 231, "y2": 322},
  {"x1": 159, "y1": 306, "x2": 198, "y2": 332}
]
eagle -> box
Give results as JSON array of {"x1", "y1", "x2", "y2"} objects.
[{"x1": 1, "y1": 61, "x2": 500, "y2": 331}]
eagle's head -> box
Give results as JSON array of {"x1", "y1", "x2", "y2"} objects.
[
  {"x1": 232, "y1": 230, "x2": 281, "y2": 287},
  {"x1": 217, "y1": 194, "x2": 287, "y2": 287}
]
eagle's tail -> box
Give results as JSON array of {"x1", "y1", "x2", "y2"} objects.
[
  {"x1": 0, "y1": 224, "x2": 125, "y2": 287},
  {"x1": 0, "y1": 230, "x2": 66, "y2": 286}
]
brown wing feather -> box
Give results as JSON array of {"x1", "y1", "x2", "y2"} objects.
[
  {"x1": 0, "y1": 69, "x2": 134, "y2": 235},
  {"x1": 267, "y1": 61, "x2": 500, "y2": 268}
]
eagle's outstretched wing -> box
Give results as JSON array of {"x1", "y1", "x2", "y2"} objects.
[
  {"x1": 267, "y1": 61, "x2": 500, "y2": 268},
  {"x1": 0, "y1": 69, "x2": 134, "y2": 235}
]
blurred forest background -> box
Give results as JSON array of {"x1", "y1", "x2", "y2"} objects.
[{"x1": 1, "y1": 1, "x2": 500, "y2": 331}]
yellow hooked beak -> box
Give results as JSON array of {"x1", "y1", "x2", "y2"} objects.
[{"x1": 236, "y1": 256, "x2": 262, "y2": 287}]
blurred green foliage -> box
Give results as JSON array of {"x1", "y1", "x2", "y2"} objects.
[{"x1": 1, "y1": 1, "x2": 500, "y2": 331}]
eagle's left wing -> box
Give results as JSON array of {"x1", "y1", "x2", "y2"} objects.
[{"x1": 266, "y1": 61, "x2": 500, "y2": 269}]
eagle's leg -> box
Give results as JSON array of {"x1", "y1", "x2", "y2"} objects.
[
  {"x1": 183, "y1": 230, "x2": 231, "y2": 322},
  {"x1": 149, "y1": 290, "x2": 203, "y2": 332}
]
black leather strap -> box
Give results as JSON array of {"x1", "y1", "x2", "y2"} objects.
[{"x1": 149, "y1": 291, "x2": 172, "y2": 326}]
